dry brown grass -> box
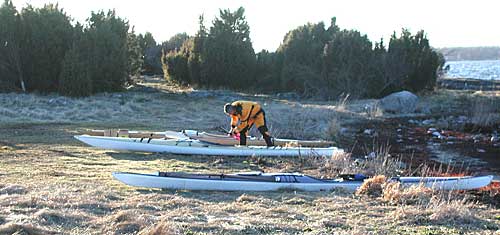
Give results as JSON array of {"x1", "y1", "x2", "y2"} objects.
[
  {"x1": 470, "y1": 98, "x2": 500, "y2": 129},
  {"x1": 382, "y1": 182, "x2": 434, "y2": 205},
  {"x1": 355, "y1": 175, "x2": 387, "y2": 197},
  {"x1": 138, "y1": 218, "x2": 180, "y2": 235},
  {"x1": 0, "y1": 223, "x2": 56, "y2": 235},
  {"x1": 0, "y1": 184, "x2": 28, "y2": 195},
  {"x1": 0, "y1": 84, "x2": 499, "y2": 234},
  {"x1": 428, "y1": 198, "x2": 476, "y2": 223}
]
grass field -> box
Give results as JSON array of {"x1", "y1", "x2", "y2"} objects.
[{"x1": 1, "y1": 81, "x2": 499, "y2": 234}]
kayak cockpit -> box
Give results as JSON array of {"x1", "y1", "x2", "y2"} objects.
[
  {"x1": 156, "y1": 171, "x2": 335, "y2": 183},
  {"x1": 153, "y1": 171, "x2": 368, "y2": 183}
]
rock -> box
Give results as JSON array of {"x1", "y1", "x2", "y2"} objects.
[
  {"x1": 48, "y1": 97, "x2": 72, "y2": 106},
  {"x1": 432, "y1": 131, "x2": 444, "y2": 139},
  {"x1": 339, "y1": 128, "x2": 349, "y2": 135},
  {"x1": 473, "y1": 134, "x2": 484, "y2": 142},
  {"x1": 491, "y1": 134, "x2": 499, "y2": 143},
  {"x1": 276, "y1": 92, "x2": 300, "y2": 100},
  {"x1": 379, "y1": 91, "x2": 419, "y2": 114},
  {"x1": 363, "y1": 129, "x2": 374, "y2": 135},
  {"x1": 427, "y1": 128, "x2": 437, "y2": 133},
  {"x1": 477, "y1": 149, "x2": 486, "y2": 153},
  {"x1": 366, "y1": 152, "x2": 376, "y2": 159},
  {"x1": 422, "y1": 119, "x2": 435, "y2": 125},
  {"x1": 457, "y1": 116, "x2": 468, "y2": 123}
]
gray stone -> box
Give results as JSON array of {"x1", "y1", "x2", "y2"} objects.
[
  {"x1": 422, "y1": 119, "x2": 435, "y2": 125},
  {"x1": 379, "y1": 91, "x2": 419, "y2": 114}
]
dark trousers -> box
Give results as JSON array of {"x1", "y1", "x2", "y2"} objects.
[{"x1": 239, "y1": 110, "x2": 273, "y2": 147}]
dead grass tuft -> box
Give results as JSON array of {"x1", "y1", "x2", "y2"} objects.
[
  {"x1": 236, "y1": 194, "x2": 259, "y2": 203},
  {"x1": 355, "y1": 175, "x2": 386, "y2": 197},
  {"x1": 102, "y1": 210, "x2": 150, "y2": 235},
  {"x1": 0, "y1": 223, "x2": 56, "y2": 235},
  {"x1": 34, "y1": 208, "x2": 86, "y2": 226},
  {"x1": 326, "y1": 115, "x2": 342, "y2": 141},
  {"x1": 390, "y1": 206, "x2": 429, "y2": 224},
  {"x1": 334, "y1": 93, "x2": 350, "y2": 112},
  {"x1": 317, "y1": 218, "x2": 346, "y2": 229},
  {"x1": 138, "y1": 219, "x2": 180, "y2": 235},
  {"x1": 284, "y1": 197, "x2": 308, "y2": 205},
  {"x1": 382, "y1": 182, "x2": 434, "y2": 205},
  {"x1": 316, "y1": 146, "x2": 404, "y2": 179},
  {"x1": 0, "y1": 146, "x2": 14, "y2": 151},
  {"x1": 428, "y1": 197, "x2": 479, "y2": 225},
  {"x1": 318, "y1": 152, "x2": 355, "y2": 177},
  {"x1": 469, "y1": 98, "x2": 500, "y2": 129},
  {"x1": 267, "y1": 104, "x2": 338, "y2": 140},
  {"x1": 114, "y1": 221, "x2": 143, "y2": 235},
  {"x1": 0, "y1": 185, "x2": 28, "y2": 195}
]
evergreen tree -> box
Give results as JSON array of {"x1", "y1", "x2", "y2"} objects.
[
  {"x1": 200, "y1": 7, "x2": 256, "y2": 89},
  {"x1": 86, "y1": 10, "x2": 129, "y2": 92},
  {"x1": 138, "y1": 32, "x2": 160, "y2": 75},
  {"x1": 20, "y1": 4, "x2": 73, "y2": 92},
  {"x1": 322, "y1": 29, "x2": 374, "y2": 98},
  {"x1": 278, "y1": 22, "x2": 329, "y2": 94},
  {"x1": 386, "y1": 29, "x2": 444, "y2": 94},
  {"x1": 59, "y1": 24, "x2": 92, "y2": 97},
  {"x1": 0, "y1": 0, "x2": 24, "y2": 92},
  {"x1": 127, "y1": 29, "x2": 144, "y2": 80}
]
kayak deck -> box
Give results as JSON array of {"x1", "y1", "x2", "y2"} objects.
[
  {"x1": 75, "y1": 135, "x2": 342, "y2": 157},
  {"x1": 81, "y1": 129, "x2": 335, "y2": 147},
  {"x1": 113, "y1": 172, "x2": 494, "y2": 192}
]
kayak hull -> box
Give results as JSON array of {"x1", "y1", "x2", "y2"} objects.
[
  {"x1": 113, "y1": 172, "x2": 493, "y2": 192},
  {"x1": 75, "y1": 135, "x2": 342, "y2": 157},
  {"x1": 113, "y1": 172, "x2": 361, "y2": 192},
  {"x1": 394, "y1": 175, "x2": 494, "y2": 191}
]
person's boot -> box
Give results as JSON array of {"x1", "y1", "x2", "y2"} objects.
[
  {"x1": 239, "y1": 133, "x2": 247, "y2": 145},
  {"x1": 263, "y1": 135, "x2": 274, "y2": 147}
]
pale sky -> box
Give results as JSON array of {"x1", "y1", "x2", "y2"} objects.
[{"x1": 11, "y1": 0, "x2": 500, "y2": 52}]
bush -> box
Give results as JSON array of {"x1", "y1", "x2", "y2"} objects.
[
  {"x1": 85, "y1": 10, "x2": 129, "y2": 93},
  {"x1": 59, "y1": 29, "x2": 92, "y2": 97},
  {"x1": 20, "y1": 4, "x2": 74, "y2": 93},
  {"x1": 0, "y1": 0, "x2": 24, "y2": 92}
]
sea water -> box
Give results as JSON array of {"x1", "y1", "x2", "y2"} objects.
[{"x1": 445, "y1": 60, "x2": 500, "y2": 80}]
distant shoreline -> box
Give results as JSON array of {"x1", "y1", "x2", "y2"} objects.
[{"x1": 439, "y1": 77, "x2": 500, "y2": 90}]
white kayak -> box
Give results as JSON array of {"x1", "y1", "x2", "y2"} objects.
[
  {"x1": 112, "y1": 172, "x2": 494, "y2": 192},
  {"x1": 74, "y1": 135, "x2": 342, "y2": 157}
]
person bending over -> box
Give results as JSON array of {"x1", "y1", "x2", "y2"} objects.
[{"x1": 223, "y1": 101, "x2": 274, "y2": 147}]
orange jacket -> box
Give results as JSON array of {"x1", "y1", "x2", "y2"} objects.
[{"x1": 228, "y1": 101, "x2": 262, "y2": 133}]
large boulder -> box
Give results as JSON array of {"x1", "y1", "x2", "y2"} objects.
[{"x1": 379, "y1": 91, "x2": 418, "y2": 114}]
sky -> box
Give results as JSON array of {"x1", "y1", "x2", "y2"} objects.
[{"x1": 11, "y1": 0, "x2": 500, "y2": 52}]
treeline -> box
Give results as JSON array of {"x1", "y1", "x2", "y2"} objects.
[
  {"x1": 163, "y1": 7, "x2": 445, "y2": 98},
  {"x1": 439, "y1": 47, "x2": 500, "y2": 61},
  {"x1": 1, "y1": 1, "x2": 445, "y2": 99},
  {"x1": 0, "y1": 0, "x2": 156, "y2": 96}
]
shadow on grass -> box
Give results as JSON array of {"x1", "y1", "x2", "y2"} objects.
[
  {"x1": 133, "y1": 186, "x2": 349, "y2": 204},
  {"x1": 107, "y1": 151, "x2": 268, "y2": 167}
]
